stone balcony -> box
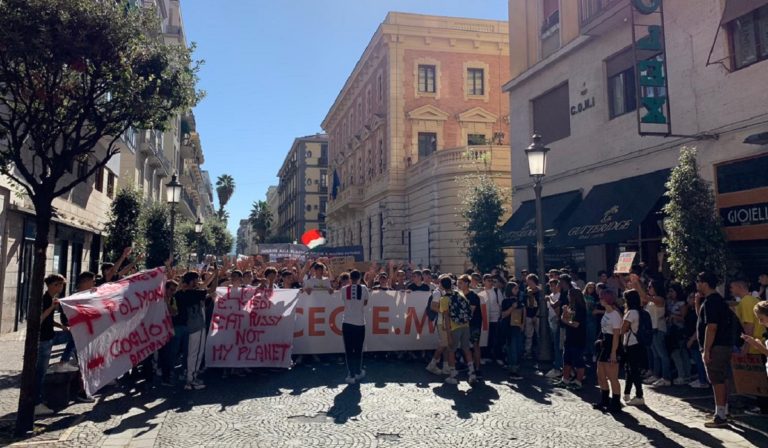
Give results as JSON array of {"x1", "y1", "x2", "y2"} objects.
[
  {"x1": 327, "y1": 185, "x2": 364, "y2": 216},
  {"x1": 406, "y1": 145, "x2": 511, "y2": 188}
]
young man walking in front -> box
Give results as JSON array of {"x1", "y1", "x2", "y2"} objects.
[
  {"x1": 439, "y1": 275, "x2": 476, "y2": 385},
  {"x1": 341, "y1": 270, "x2": 369, "y2": 384}
]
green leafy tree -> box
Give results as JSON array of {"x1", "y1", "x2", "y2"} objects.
[
  {"x1": 458, "y1": 158, "x2": 508, "y2": 273},
  {"x1": 0, "y1": 0, "x2": 201, "y2": 432},
  {"x1": 104, "y1": 188, "x2": 142, "y2": 262},
  {"x1": 663, "y1": 147, "x2": 728, "y2": 287},
  {"x1": 249, "y1": 200, "x2": 273, "y2": 244},
  {"x1": 180, "y1": 218, "x2": 233, "y2": 261},
  {"x1": 140, "y1": 203, "x2": 173, "y2": 269},
  {"x1": 215, "y1": 174, "x2": 235, "y2": 222}
]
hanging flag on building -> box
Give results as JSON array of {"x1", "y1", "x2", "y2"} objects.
[
  {"x1": 331, "y1": 169, "x2": 340, "y2": 200},
  {"x1": 301, "y1": 229, "x2": 327, "y2": 249}
]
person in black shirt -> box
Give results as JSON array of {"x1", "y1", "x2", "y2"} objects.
[
  {"x1": 176, "y1": 270, "x2": 218, "y2": 390},
  {"x1": 501, "y1": 282, "x2": 525, "y2": 380},
  {"x1": 458, "y1": 275, "x2": 483, "y2": 378},
  {"x1": 524, "y1": 274, "x2": 541, "y2": 359},
  {"x1": 696, "y1": 271, "x2": 731, "y2": 428},
  {"x1": 559, "y1": 289, "x2": 587, "y2": 390},
  {"x1": 35, "y1": 274, "x2": 66, "y2": 416}
]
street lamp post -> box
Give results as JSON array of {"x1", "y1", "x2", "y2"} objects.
[
  {"x1": 525, "y1": 134, "x2": 551, "y2": 363},
  {"x1": 165, "y1": 174, "x2": 182, "y2": 266},
  {"x1": 194, "y1": 216, "x2": 203, "y2": 263}
]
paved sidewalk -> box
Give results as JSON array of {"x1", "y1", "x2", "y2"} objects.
[{"x1": 1, "y1": 330, "x2": 767, "y2": 447}]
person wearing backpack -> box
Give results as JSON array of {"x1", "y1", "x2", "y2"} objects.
[
  {"x1": 621, "y1": 289, "x2": 647, "y2": 405},
  {"x1": 438, "y1": 275, "x2": 476, "y2": 385},
  {"x1": 696, "y1": 271, "x2": 733, "y2": 428}
]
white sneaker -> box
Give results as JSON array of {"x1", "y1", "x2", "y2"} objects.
[
  {"x1": 545, "y1": 369, "x2": 562, "y2": 379},
  {"x1": 52, "y1": 361, "x2": 79, "y2": 373},
  {"x1": 468, "y1": 373, "x2": 477, "y2": 383},
  {"x1": 345, "y1": 376, "x2": 356, "y2": 384},
  {"x1": 643, "y1": 375, "x2": 659, "y2": 385},
  {"x1": 652, "y1": 378, "x2": 671, "y2": 387},
  {"x1": 426, "y1": 364, "x2": 442, "y2": 375},
  {"x1": 496, "y1": 359, "x2": 505, "y2": 366},
  {"x1": 441, "y1": 365, "x2": 451, "y2": 375},
  {"x1": 355, "y1": 370, "x2": 366, "y2": 381},
  {"x1": 34, "y1": 403, "x2": 54, "y2": 416},
  {"x1": 689, "y1": 379, "x2": 709, "y2": 389},
  {"x1": 623, "y1": 394, "x2": 631, "y2": 403},
  {"x1": 444, "y1": 376, "x2": 458, "y2": 385},
  {"x1": 626, "y1": 397, "x2": 645, "y2": 406},
  {"x1": 672, "y1": 377, "x2": 687, "y2": 386}
]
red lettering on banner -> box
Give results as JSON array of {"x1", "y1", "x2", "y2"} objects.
[
  {"x1": 237, "y1": 343, "x2": 290, "y2": 362},
  {"x1": 87, "y1": 354, "x2": 105, "y2": 370},
  {"x1": 235, "y1": 328, "x2": 265, "y2": 344},
  {"x1": 404, "y1": 307, "x2": 435, "y2": 335},
  {"x1": 68, "y1": 304, "x2": 102, "y2": 335},
  {"x1": 293, "y1": 307, "x2": 304, "y2": 337},
  {"x1": 308, "y1": 307, "x2": 325, "y2": 336},
  {"x1": 372, "y1": 307, "x2": 389, "y2": 335},
  {"x1": 101, "y1": 298, "x2": 118, "y2": 323},
  {"x1": 329, "y1": 306, "x2": 343, "y2": 336},
  {"x1": 212, "y1": 312, "x2": 243, "y2": 331},
  {"x1": 134, "y1": 286, "x2": 164, "y2": 307},
  {"x1": 212, "y1": 344, "x2": 233, "y2": 361}
]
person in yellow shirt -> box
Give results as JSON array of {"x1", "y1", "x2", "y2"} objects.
[{"x1": 731, "y1": 280, "x2": 764, "y2": 355}]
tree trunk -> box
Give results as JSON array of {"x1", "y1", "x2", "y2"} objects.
[{"x1": 15, "y1": 201, "x2": 52, "y2": 436}]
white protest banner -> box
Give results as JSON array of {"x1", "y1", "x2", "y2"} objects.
[
  {"x1": 205, "y1": 287, "x2": 300, "y2": 368},
  {"x1": 292, "y1": 291, "x2": 489, "y2": 355},
  {"x1": 60, "y1": 268, "x2": 171, "y2": 396}
]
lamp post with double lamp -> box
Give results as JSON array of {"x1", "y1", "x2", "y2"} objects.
[
  {"x1": 194, "y1": 216, "x2": 203, "y2": 263},
  {"x1": 525, "y1": 134, "x2": 552, "y2": 362},
  {"x1": 165, "y1": 174, "x2": 183, "y2": 265}
]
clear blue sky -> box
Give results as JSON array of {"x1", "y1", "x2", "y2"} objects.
[{"x1": 182, "y1": 0, "x2": 507, "y2": 238}]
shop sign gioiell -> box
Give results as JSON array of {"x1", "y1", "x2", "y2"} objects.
[{"x1": 720, "y1": 203, "x2": 768, "y2": 227}]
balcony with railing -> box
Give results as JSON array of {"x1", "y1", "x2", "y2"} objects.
[
  {"x1": 579, "y1": 0, "x2": 630, "y2": 36},
  {"x1": 326, "y1": 185, "x2": 364, "y2": 216},
  {"x1": 179, "y1": 187, "x2": 198, "y2": 220},
  {"x1": 406, "y1": 145, "x2": 511, "y2": 188}
]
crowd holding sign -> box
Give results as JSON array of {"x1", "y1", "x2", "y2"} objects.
[
  {"x1": 292, "y1": 291, "x2": 488, "y2": 354},
  {"x1": 205, "y1": 287, "x2": 299, "y2": 368},
  {"x1": 59, "y1": 268, "x2": 171, "y2": 396}
]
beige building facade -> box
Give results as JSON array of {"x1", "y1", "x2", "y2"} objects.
[
  {"x1": 277, "y1": 135, "x2": 329, "y2": 242},
  {"x1": 504, "y1": 0, "x2": 768, "y2": 281},
  {"x1": 322, "y1": 13, "x2": 512, "y2": 273}
]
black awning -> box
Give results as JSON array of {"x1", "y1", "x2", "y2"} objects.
[
  {"x1": 550, "y1": 169, "x2": 670, "y2": 247},
  {"x1": 502, "y1": 190, "x2": 582, "y2": 247}
]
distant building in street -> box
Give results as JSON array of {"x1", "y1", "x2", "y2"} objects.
[
  {"x1": 503, "y1": 0, "x2": 768, "y2": 280},
  {"x1": 276, "y1": 134, "x2": 329, "y2": 242},
  {"x1": 266, "y1": 185, "x2": 279, "y2": 237},
  {"x1": 322, "y1": 12, "x2": 512, "y2": 273},
  {"x1": 237, "y1": 219, "x2": 257, "y2": 255}
]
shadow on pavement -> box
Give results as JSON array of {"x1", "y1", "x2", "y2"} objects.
[{"x1": 327, "y1": 383, "x2": 361, "y2": 424}]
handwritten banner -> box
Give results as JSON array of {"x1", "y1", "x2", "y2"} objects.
[
  {"x1": 292, "y1": 291, "x2": 489, "y2": 355},
  {"x1": 60, "y1": 268, "x2": 170, "y2": 396},
  {"x1": 614, "y1": 251, "x2": 637, "y2": 274},
  {"x1": 205, "y1": 287, "x2": 299, "y2": 368}
]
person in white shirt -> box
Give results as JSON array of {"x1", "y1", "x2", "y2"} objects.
[
  {"x1": 643, "y1": 280, "x2": 671, "y2": 387},
  {"x1": 341, "y1": 270, "x2": 369, "y2": 384},
  {"x1": 303, "y1": 262, "x2": 334, "y2": 294},
  {"x1": 594, "y1": 289, "x2": 623, "y2": 413},
  {"x1": 481, "y1": 274, "x2": 503, "y2": 365}
]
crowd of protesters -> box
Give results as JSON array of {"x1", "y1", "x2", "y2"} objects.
[{"x1": 33, "y1": 249, "x2": 768, "y2": 429}]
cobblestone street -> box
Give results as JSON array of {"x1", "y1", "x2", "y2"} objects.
[{"x1": 1, "y1": 329, "x2": 767, "y2": 448}]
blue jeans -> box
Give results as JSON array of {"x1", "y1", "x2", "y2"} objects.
[
  {"x1": 59, "y1": 331, "x2": 76, "y2": 362},
  {"x1": 36, "y1": 340, "x2": 54, "y2": 404},
  {"x1": 670, "y1": 337, "x2": 691, "y2": 380},
  {"x1": 651, "y1": 330, "x2": 671, "y2": 380},
  {"x1": 689, "y1": 345, "x2": 708, "y2": 384},
  {"x1": 549, "y1": 323, "x2": 562, "y2": 370},
  {"x1": 506, "y1": 327, "x2": 523, "y2": 372}
]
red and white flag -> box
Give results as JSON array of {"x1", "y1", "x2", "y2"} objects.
[{"x1": 301, "y1": 229, "x2": 326, "y2": 249}]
